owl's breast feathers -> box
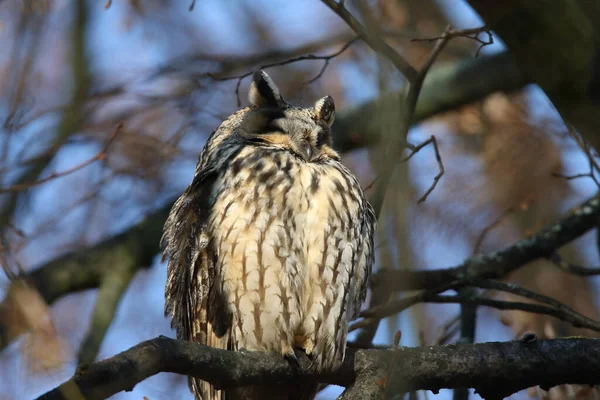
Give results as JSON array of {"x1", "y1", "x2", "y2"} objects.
[{"x1": 205, "y1": 143, "x2": 374, "y2": 370}]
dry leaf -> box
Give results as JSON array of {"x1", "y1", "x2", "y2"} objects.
[{"x1": 1, "y1": 281, "x2": 68, "y2": 372}]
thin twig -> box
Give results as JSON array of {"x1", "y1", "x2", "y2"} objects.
[
  {"x1": 434, "y1": 314, "x2": 461, "y2": 345},
  {"x1": 473, "y1": 206, "x2": 516, "y2": 254},
  {"x1": 397, "y1": 27, "x2": 452, "y2": 203},
  {"x1": 209, "y1": 37, "x2": 359, "y2": 106},
  {"x1": 548, "y1": 253, "x2": 600, "y2": 276},
  {"x1": 552, "y1": 172, "x2": 599, "y2": 185},
  {"x1": 0, "y1": 123, "x2": 123, "y2": 193},
  {"x1": 553, "y1": 123, "x2": 600, "y2": 188},
  {"x1": 399, "y1": 135, "x2": 445, "y2": 203},
  {"x1": 412, "y1": 26, "x2": 493, "y2": 57}
]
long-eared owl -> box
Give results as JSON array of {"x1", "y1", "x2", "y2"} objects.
[{"x1": 162, "y1": 70, "x2": 376, "y2": 400}]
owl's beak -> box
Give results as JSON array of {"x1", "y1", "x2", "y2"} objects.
[{"x1": 303, "y1": 141, "x2": 313, "y2": 161}]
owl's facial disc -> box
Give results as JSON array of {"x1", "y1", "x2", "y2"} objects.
[{"x1": 245, "y1": 70, "x2": 339, "y2": 161}]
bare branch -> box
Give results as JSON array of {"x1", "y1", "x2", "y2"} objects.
[
  {"x1": 0, "y1": 0, "x2": 91, "y2": 227},
  {"x1": 552, "y1": 123, "x2": 600, "y2": 188},
  {"x1": 35, "y1": 336, "x2": 600, "y2": 400},
  {"x1": 346, "y1": 25, "x2": 452, "y2": 344},
  {"x1": 371, "y1": 25, "x2": 452, "y2": 216},
  {"x1": 401, "y1": 135, "x2": 445, "y2": 203},
  {"x1": 412, "y1": 26, "x2": 494, "y2": 57}
]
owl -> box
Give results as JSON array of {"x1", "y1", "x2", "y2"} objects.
[{"x1": 162, "y1": 70, "x2": 376, "y2": 400}]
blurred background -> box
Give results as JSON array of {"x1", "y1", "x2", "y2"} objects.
[{"x1": 0, "y1": 1, "x2": 599, "y2": 399}]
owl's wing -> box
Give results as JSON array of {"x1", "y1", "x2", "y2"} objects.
[
  {"x1": 351, "y1": 196, "x2": 377, "y2": 319},
  {"x1": 162, "y1": 165, "x2": 216, "y2": 341},
  {"x1": 162, "y1": 164, "x2": 232, "y2": 400}
]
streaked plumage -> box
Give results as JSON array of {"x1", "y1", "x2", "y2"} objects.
[{"x1": 162, "y1": 70, "x2": 376, "y2": 400}]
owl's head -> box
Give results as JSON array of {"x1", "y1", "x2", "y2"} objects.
[{"x1": 241, "y1": 70, "x2": 339, "y2": 162}]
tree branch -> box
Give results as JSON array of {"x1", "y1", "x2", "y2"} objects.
[
  {"x1": 36, "y1": 336, "x2": 600, "y2": 400},
  {"x1": 77, "y1": 259, "x2": 138, "y2": 364},
  {"x1": 320, "y1": 0, "x2": 418, "y2": 82}
]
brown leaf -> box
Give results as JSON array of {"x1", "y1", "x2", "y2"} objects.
[{"x1": 1, "y1": 281, "x2": 68, "y2": 373}]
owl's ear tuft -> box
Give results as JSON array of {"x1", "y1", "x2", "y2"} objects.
[
  {"x1": 249, "y1": 70, "x2": 284, "y2": 108},
  {"x1": 314, "y1": 96, "x2": 335, "y2": 127}
]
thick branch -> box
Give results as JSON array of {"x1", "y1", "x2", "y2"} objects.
[
  {"x1": 37, "y1": 336, "x2": 600, "y2": 400},
  {"x1": 77, "y1": 262, "x2": 138, "y2": 364}
]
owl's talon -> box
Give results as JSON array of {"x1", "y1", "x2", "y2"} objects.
[
  {"x1": 285, "y1": 352, "x2": 300, "y2": 368},
  {"x1": 302, "y1": 338, "x2": 315, "y2": 356}
]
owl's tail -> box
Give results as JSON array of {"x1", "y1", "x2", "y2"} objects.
[{"x1": 189, "y1": 318, "x2": 229, "y2": 400}]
